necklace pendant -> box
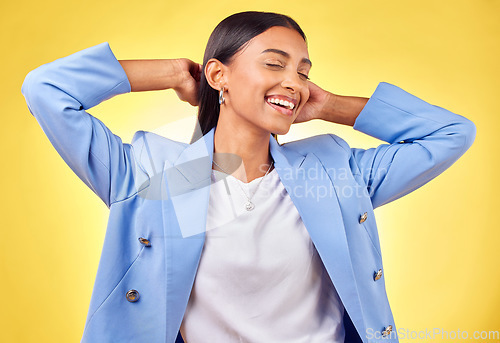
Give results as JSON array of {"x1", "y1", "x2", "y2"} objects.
[{"x1": 245, "y1": 201, "x2": 255, "y2": 211}]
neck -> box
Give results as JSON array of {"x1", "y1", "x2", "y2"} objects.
[{"x1": 213, "y1": 113, "x2": 274, "y2": 183}]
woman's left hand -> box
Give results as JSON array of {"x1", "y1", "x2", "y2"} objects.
[{"x1": 293, "y1": 81, "x2": 335, "y2": 123}]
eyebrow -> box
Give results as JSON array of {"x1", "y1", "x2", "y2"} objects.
[{"x1": 261, "y1": 48, "x2": 312, "y2": 67}]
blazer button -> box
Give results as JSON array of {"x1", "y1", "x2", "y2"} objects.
[
  {"x1": 138, "y1": 237, "x2": 151, "y2": 247},
  {"x1": 373, "y1": 269, "x2": 383, "y2": 281},
  {"x1": 359, "y1": 212, "x2": 368, "y2": 223},
  {"x1": 126, "y1": 289, "x2": 140, "y2": 302},
  {"x1": 382, "y1": 325, "x2": 393, "y2": 337}
]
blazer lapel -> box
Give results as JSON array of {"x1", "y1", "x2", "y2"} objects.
[
  {"x1": 269, "y1": 136, "x2": 365, "y2": 336},
  {"x1": 161, "y1": 127, "x2": 214, "y2": 342}
]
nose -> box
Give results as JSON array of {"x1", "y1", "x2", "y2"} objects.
[{"x1": 280, "y1": 69, "x2": 303, "y2": 94}]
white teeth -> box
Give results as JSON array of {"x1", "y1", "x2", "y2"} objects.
[{"x1": 267, "y1": 97, "x2": 295, "y2": 110}]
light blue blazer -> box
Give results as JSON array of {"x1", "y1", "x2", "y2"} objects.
[{"x1": 21, "y1": 42, "x2": 476, "y2": 343}]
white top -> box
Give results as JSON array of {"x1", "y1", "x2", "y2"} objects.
[{"x1": 180, "y1": 167, "x2": 345, "y2": 343}]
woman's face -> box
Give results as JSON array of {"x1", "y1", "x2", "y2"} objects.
[{"x1": 220, "y1": 26, "x2": 311, "y2": 135}]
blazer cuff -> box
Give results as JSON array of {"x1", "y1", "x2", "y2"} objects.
[
  {"x1": 78, "y1": 42, "x2": 132, "y2": 109},
  {"x1": 352, "y1": 82, "x2": 464, "y2": 144}
]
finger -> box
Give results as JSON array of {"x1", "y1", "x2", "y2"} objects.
[
  {"x1": 188, "y1": 61, "x2": 196, "y2": 75},
  {"x1": 195, "y1": 66, "x2": 202, "y2": 82},
  {"x1": 189, "y1": 63, "x2": 201, "y2": 82},
  {"x1": 188, "y1": 60, "x2": 199, "y2": 76},
  {"x1": 198, "y1": 64, "x2": 203, "y2": 81}
]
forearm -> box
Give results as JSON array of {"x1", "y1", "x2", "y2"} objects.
[
  {"x1": 118, "y1": 59, "x2": 181, "y2": 92},
  {"x1": 321, "y1": 93, "x2": 369, "y2": 126}
]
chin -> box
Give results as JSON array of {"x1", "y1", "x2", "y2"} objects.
[{"x1": 272, "y1": 125, "x2": 292, "y2": 136}]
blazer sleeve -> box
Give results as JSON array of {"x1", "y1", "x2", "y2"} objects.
[
  {"x1": 21, "y1": 42, "x2": 140, "y2": 208},
  {"x1": 338, "y1": 82, "x2": 476, "y2": 209}
]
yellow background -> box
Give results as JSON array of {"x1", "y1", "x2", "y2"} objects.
[{"x1": 1, "y1": 0, "x2": 498, "y2": 342}]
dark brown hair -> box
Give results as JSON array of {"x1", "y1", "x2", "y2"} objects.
[{"x1": 191, "y1": 11, "x2": 307, "y2": 143}]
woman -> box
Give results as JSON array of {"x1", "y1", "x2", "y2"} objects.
[{"x1": 21, "y1": 11, "x2": 475, "y2": 343}]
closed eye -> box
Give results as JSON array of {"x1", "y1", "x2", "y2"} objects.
[
  {"x1": 266, "y1": 63, "x2": 283, "y2": 68},
  {"x1": 299, "y1": 73, "x2": 310, "y2": 80},
  {"x1": 266, "y1": 64, "x2": 310, "y2": 81}
]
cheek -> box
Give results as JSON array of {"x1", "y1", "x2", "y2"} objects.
[{"x1": 231, "y1": 72, "x2": 266, "y2": 103}]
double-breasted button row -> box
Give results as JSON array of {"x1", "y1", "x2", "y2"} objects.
[
  {"x1": 125, "y1": 237, "x2": 152, "y2": 302},
  {"x1": 138, "y1": 237, "x2": 151, "y2": 247},
  {"x1": 359, "y1": 212, "x2": 368, "y2": 223},
  {"x1": 126, "y1": 289, "x2": 140, "y2": 302},
  {"x1": 382, "y1": 325, "x2": 393, "y2": 337},
  {"x1": 359, "y1": 213, "x2": 381, "y2": 283}
]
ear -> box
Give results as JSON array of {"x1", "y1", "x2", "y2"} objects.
[{"x1": 205, "y1": 58, "x2": 227, "y2": 91}]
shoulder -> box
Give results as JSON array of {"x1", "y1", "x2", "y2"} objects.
[
  {"x1": 280, "y1": 133, "x2": 351, "y2": 156},
  {"x1": 130, "y1": 130, "x2": 187, "y2": 173}
]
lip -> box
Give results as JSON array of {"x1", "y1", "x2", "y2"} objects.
[{"x1": 266, "y1": 99, "x2": 294, "y2": 117}]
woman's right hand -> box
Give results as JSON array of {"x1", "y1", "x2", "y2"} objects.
[
  {"x1": 172, "y1": 58, "x2": 203, "y2": 107},
  {"x1": 119, "y1": 57, "x2": 202, "y2": 106}
]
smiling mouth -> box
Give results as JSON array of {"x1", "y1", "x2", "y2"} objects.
[
  {"x1": 265, "y1": 99, "x2": 294, "y2": 117},
  {"x1": 266, "y1": 100, "x2": 293, "y2": 116}
]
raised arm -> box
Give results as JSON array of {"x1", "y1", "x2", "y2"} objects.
[
  {"x1": 324, "y1": 82, "x2": 476, "y2": 209},
  {"x1": 21, "y1": 42, "x2": 200, "y2": 208},
  {"x1": 21, "y1": 42, "x2": 140, "y2": 207}
]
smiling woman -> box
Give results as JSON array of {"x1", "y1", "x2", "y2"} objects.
[
  {"x1": 21, "y1": 10, "x2": 475, "y2": 343},
  {"x1": 205, "y1": 25, "x2": 314, "y2": 184}
]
